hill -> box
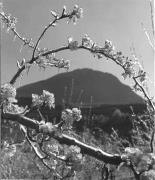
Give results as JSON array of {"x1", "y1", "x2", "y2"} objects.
[{"x1": 17, "y1": 68, "x2": 144, "y2": 105}]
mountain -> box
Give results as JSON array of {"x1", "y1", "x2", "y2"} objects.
[{"x1": 17, "y1": 68, "x2": 144, "y2": 105}]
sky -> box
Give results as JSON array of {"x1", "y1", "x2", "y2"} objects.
[{"x1": 1, "y1": 0, "x2": 154, "y2": 96}]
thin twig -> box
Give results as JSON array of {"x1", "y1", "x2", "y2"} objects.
[
  {"x1": 0, "y1": 12, "x2": 37, "y2": 51},
  {"x1": 9, "y1": 46, "x2": 69, "y2": 84},
  {"x1": 141, "y1": 23, "x2": 155, "y2": 51},
  {"x1": 149, "y1": 0, "x2": 154, "y2": 36},
  {"x1": 32, "y1": 13, "x2": 69, "y2": 59},
  {"x1": 20, "y1": 125, "x2": 62, "y2": 179},
  {"x1": 150, "y1": 130, "x2": 155, "y2": 153}
]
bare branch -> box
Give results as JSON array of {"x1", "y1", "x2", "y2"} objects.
[
  {"x1": 150, "y1": 130, "x2": 155, "y2": 153},
  {"x1": 149, "y1": 0, "x2": 154, "y2": 36},
  {"x1": 141, "y1": 23, "x2": 155, "y2": 51}
]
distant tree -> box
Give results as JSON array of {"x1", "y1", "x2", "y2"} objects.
[{"x1": 112, "y1": 109, "x2": 122, "y2": 120}]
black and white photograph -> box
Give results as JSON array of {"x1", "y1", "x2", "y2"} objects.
[{"x1": 1, "y1": 0, "x2": 155, "y2": 179}]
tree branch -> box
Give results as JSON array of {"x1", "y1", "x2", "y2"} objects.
[
  {"x1": 0, "y1": 12, "x2": 37, "y2": 50},
  {"x1": 9, "y1": 46, "x2": 69, "y2": 85},
  {"x1": 2, "y1": 112, "x2": 123, "y2": 165},
  {"x1": 20, "y1": 125, "x2": 62, "y2": 179},
  {"x1": 10, "y1": 44, "x2": 155, "y2": 112},
  {"x1": 150, "y1": 130, "x2": 155, "y2": 153},
  {"x1": 32, "y1": 13, "x2": 69, "y2": 60}
]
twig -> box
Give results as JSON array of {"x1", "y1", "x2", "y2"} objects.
[
  {"x1": 150, "y1": 130, "x2": 155, "y2": 153},
  {"x1": 10, "y1": 46, "x2": 69, "y2": 84},
  {"x1": 149, "y1": 0, "x2": 154, "y2": 36},
  {"x1": 133, "y1": 77, "x2": 155, "y2": 110},
  {"x1": 32, "y1": 13, "x2": 69, "y2": 60},
  {"x1": 80, "y1": 45, "x2": 155, "y2": 111},
  {"x1": 0, "y1": 12, "x2": 37, "y2": 51},
  {"x1": 141, "y1": 23, "x2": 155, "y2": 51},
  {"x1": 128, "y1": 162, "x2": 140, "y2": 180},
  {"x1": 20, "y1": 125, "x2": 62, "y2": 179}
]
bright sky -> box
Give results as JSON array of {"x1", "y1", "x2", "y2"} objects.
[{"x1": 1, "y1": 0, "x2": 154, "y2": 96}]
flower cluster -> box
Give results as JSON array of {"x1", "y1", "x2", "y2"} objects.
[
  {"x1": 0, "y1": 9, "x2": 36, "y2": 51},
  {"x1": 20, "y1": 37, "x2": 35, "y2": 50},
  {"x1": 0, "y1": 11, "x2": 17, "y2": 32},
  {"x1": 141, "y1": 169, "x2": 155, "y2": 180},
  {"x1": 4, "y1": 103, "x2": 25, "y2": 114},
  {"x1": 68, "y1": 37, "x2": 78, "y2": 50},
  {"x1": 32, "y1": 90, "x2": 55, "y2": 109},
  {"x1": 124, "y1": 147, "x2": 143, "y2": 160},
  {"x1": 81, "y1": 37, "x2": 148, "y2": 83},
  {"x1": 61, "y1": 109, "x2": 73, "y2": 122},
  {"x1": 39, "y1": 122, "x2": 55, "y2": 133},
  {"x1": 81, "y1": 34, "x2": 103, "y2": 58},
  {"x1": 103, "y1": 40, "x2": 115, "y2": 55},
  {"x1": 2, "y1": 141, "x2": 17, "y2": 158},
  {"x1": 35, "y1": 53, "x2": 70, "y2": 70},
  {"x1": 121, "y1": 57, "x2": 147, "y2": 82},
  {"x1": 83, "y1": 35, "x2": 148, "y2": 83},
  {"x1": 113, "y1": 51, "x2": 126, "y2": 65},
  {"x1": 46, "y1": 142, "x2": 59, "y2": 155},
  {"x1": 68, "y1": 5, "x2": 83, "y2": 24},
  {"x1": 122, "y1": 59, "x2": 137, "y2": 78},
  {"x1": 50, "y1": 10, "x2": 59, "y2": 19},
  {"x1": 81, "y1": 34, "x2": 149, "y2": 88},
  {"x1": 101, "y1": 42, "x2": 148, "y2": 82},
  {"x1": 64, "y1": 145, "x2": 83, "y2": 165},
  {"x1": 1, "y1": 83, "x2": 17, "y2": 105},
  {"x1": 82, "y1": 34, "x2": 94, "y2": 48},
  {"x1": 122, "y1": 147, "x2": 155, "y2": 174},
  {"x1": 55, "y1": 59, "x2": 70, "y2": 70},
  {"x1": 69, "y1": 145, "x2": 81, "y2": 154},
  {"x1": 69, "y1": 145, "x2": 82, "y2": 162},
  {"x1": 1, "y1": 83, "x2": 25, "y2": 113},
  {"x1": 61, "y1": 108, "x2": 82, "y2": 129},
  {"x1": 72, "y1": 108, "x2": 82, "y2": 121}
]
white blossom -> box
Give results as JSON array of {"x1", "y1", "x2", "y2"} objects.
[
  {"x1": 82, "y1": 34, "x2": 94, "y2": 48},
  {"x1": 32, "y1": 90, "x2": 55, "y2": 109},
  {"x1": 56, "y1": 59, "x2": 70, "y2": 69},
  {"x1": 0, "y1": 11, "x2": 17, "y2": 33},
  {"x1": 69, "y1": 5, "x2": 83, "y2": 24},
  {"x1": 50, "y1": 10, "x2": 58, "y2": 18},
  {"x1": 42, "y1": 90, "x2": 55, "y2": 108},
  {"x1": 104, "y1": 40, "x2": 115, "y2": 54},
  {"x1": 4, "y1": 144, "x2": 16, "y2": 158},
  {"x1": 61, "y1": 108, "x2": 82, "y2": 130},
  {"x1": 32, "y1": 93, "x2": 43, "y2": 107},
  {"x1": 72, "y1": 108, "x2": 82, "y2": 121},
  {"x1": 61, "y1": 109, "x2": 73, "y2": 122},
  {"x1": 1, "y1": 83, "x2": 17, "y2": 105},
  {"x1": 125, "y1": 147, "x2": 142, "y2": 155},
  {"x1": 69, "y1": 145, "x2": 81, "y2": 154},
  {"x1": 68, "y1": 37, "x2": 78, "y2": 50},
  {"x1": 3, "y1": 103, "x2": 25, "y2": 114},
  {"x1": 35, "y1": 54, "x2": 70, "y2": 70}
]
